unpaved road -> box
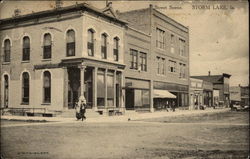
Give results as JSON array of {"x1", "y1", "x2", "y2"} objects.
[{"x1": 1, "y1": 111, "x2": 249, "y2": 159}]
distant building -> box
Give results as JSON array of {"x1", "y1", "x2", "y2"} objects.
[
  {"x1": 189, "y1": 78, "x2": 203, "y2": 110},
  {"x1": 240, "y1": 86, "x2": 249, "y2": 106},
  {"x1": 229, "y1": 86, "x2": 241, "y2": 104},
  {"x1": 191, "y1": 72, "x2": 231, "y2": 107}
]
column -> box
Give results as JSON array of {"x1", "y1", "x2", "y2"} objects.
[
  {"x1": 113, "y1": 70, "x2": 117, "y2": 107},
  {"x1": 104, "y1": 69, "x2": 107, "y2": 108},
  {"x1": 92, "y1": 67, "x2": 97, "y2": 111},
  {"x1": 150, "y1": 80, "x2": 154, "y2": 112},
  {"x1": 62, "y1": 67, "x2": 68, "y2": 109},
  {"x1": 79, "y1": 64, "x2": 86, "y2": 97},
  {"x1": 120, "y1": 71, "x2": 125, "y2": 113}
]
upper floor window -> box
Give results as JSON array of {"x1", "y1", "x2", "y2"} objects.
[
  {"x1": 170, "y1": 34, "x2": 175, "y2": 53},
  {"x1": 22, "y1": 36, "x2": 30, "y2": 61},
  {"x1": 22, "y1": 72, "x2": 29, "y2": 104},
  {"x1": 179, "y1": 38, "x2": 185, "y2": 56},
  {"x1": 139, "y1": 52, "x2": 147, "y2": 71},
  {"x1": 179, "y1": 63, "x2": 186, "y2": 78},
  {"x1": 66, "y1": 30, "x2": 75, "y2": 57},
  {"x1": 157, "y1": 57, "x2": 165, "y2": 75},
  {"x1": 43, "y1": 33, "x2": 52, "y2": 59},
  {"x1": 3, "y1": 39, "x2": 11, "y2": 62},
  {"x1": 43, "y1": 71, "x2": 51, "y2": 103},
  {"x1": 156, "y1": 28, "x2": 165, "y2": 49},
  {"x1": 101, "y1": 34, "x2": 107, "y2": 59},
  {"x1": 113, "y1": 37, "x2": 119, "y2": 61},
  {"x1": 169, "y1": 60, "x2": 176, "y2": 73},
  {"x1": 130, "y1": 49, "x2": 138, "y2": 70},
  {"x1": 87, "y1": 29, "x2": 94, "y2": 56}
]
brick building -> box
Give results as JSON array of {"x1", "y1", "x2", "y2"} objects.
[
  {"x1": 0, "y1": 3, "x2": 190, "y2": 115},
  {"x1": 119, "y1": 4, "x2": 189, "y2": 111},
  {"x1": 0, "y1": 3, "x2": 127, "y2": 115}
]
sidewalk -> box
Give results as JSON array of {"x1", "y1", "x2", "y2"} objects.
[{"x1": 1, "y1": 108, "x2": 230, "y2": 123}]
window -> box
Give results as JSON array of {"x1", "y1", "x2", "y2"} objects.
[
  {"x1": 97, "y1": 69, "x2": 105, "y2": 106},
  {"x1": 169, "y1": 60, "x2": 176, "y2": 73},
  {"x1": 66, "y1": 30, "x2": 75, "y2": 56},
  {"x1": 179, "y1": 63, "x2": 186, "y2": 78},
  {"x1": 43, "y1": 71, "x2": 51, "y2": 103},
  {"x1": 157, "y1": 57, "x2": 165, "y2": 75},
  {"x1": 3, "y1": 39, "x2": 11, "y2": 62},
  {"x1": 139, "y1": 52, "x2": 147, "y2": 71},
  {"x1": 43, "y1": 33, "x2": 52, "y2": 59},
  {"x1": 22, "y1": 72, "x2": 29, "y2": 104},
  {"x1": 130, "y1": 49, "x2": 138, "y2": 69},
  {"x1": 3, "y1": 75, "x2": 9, "y2": 108},
  {"x1": 142, "y1": 90, "x2": 150, "y2": 107},
  {"x1": 101, "y1": 34, "x2": 107, "y2": 59},
  {"x1": 171, "y1": 34, "x2": 175, "y2": 53},
  {"x1": 22, "y1": 36, "x2": 30, "y2": 61},
  {"x1": 179, "y1": 38, "x2": 185, "y2": 56},
  {"x1": 156, "y1": 28, "x2": 165, "y2": 49},
  {"x1": 87, "y1": 29, "x2": 94, "y2": 56},
  {"x1": 113, "y1": 37, "x2": 119, "y2": 61},
  {"x1": 107, "y1": 71, "x2": 114, "y2": 106}
]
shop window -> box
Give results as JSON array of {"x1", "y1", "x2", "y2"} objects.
[
  {"x1": 66, "y1": 29, "x2": 75, "y2": 56},
  {"x1": 107, "y1": 72, "x2": 114, "y2": 106},
  {"x1": 97, "y1": 69, "x2": 105, "y2": 106},
  {"x1": 3, "y1": 39, "x2": 11, "y2": 62},
  {"x1": 22, "y1": 36, "x2": 30, "y2": 61}
]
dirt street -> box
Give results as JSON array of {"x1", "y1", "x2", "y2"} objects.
[{"x1": 1, "y1": 111, "x2": 249, "y2": 159}]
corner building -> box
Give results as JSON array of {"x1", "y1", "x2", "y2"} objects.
[
  {"x1": 119, "y1": 4, "x2": 190, "y2": 112},
  {"x1": 0, "y1": 3, "x2": 126, "y2": 114}
]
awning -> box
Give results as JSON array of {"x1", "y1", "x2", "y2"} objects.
[{"x1": 154, "y1": 90, "x2": 176, "y2": 99}]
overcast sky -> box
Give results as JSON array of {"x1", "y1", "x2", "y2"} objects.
[{"x1": 0, "y1": 1, "x2": 249, "y2": 86}]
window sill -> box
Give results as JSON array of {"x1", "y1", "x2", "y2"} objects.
[
  {"x1": 2, "y1": 62, "x2": 10, "y2": 65},
  {"x1": 21, "y1": 102, "x2": 29, "y2": 105},
  {"x1": 21, "y1": 61, "x2": 30, "y2": 63},
  {"x1": 42, "y1": 59, "x2": 51, "y2": 62},
  {"x1": 41, "y1": 103, "x2": 51, "y2": 105}
]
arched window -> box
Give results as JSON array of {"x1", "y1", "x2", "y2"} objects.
[
  {"x1": 3, "y1": 75, "x2": 9, "y2": 108},
  {"x1": 113, "y1": 37, "x2": 119, "y2": 61},
  {"x1": 22, "y1": 36, "x2": 30, "y2": 61},
  {"x1": 66, "y1": 30, "x2": 75, "y2": 56},
  {"x1": 4, "y1": 39, "x2": 11, "y2": 62},
  {"x1": 43, "y1": 71, "x2": 51, "y2": 103},
  {"x1": 101, "y1": 33, "x2": 107, "y2": 59},
  {"x1": 87, "y1": 29, "x2": 94, "y2": 56},
  {"x1": 22, "y1": 72, "x2": 29, "y2": 104},
  {"x1": 43, "y1": 33, "x2": 52, "y2": 59}
]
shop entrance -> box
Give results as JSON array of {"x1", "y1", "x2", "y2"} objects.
[
  {"x1": 68, "y1": 67, "x2": 80, "y2": 109},
  {"x1": 125, "y1": 89, "x2": 134, "y2": 110}
]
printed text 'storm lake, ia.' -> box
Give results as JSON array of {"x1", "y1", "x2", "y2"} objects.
[{"x1": 192, "y1": 4, "x2": 235, "y2": 10}]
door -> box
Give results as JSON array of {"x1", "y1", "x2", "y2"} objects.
[
  {"x1": 68, "y1": 68, "x2": 80, "y2": 109},
  {"x1": 125, "y1": 89, "x2": 134, "y2": 110}
]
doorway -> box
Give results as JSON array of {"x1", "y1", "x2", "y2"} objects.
[
  {"x1": 68, "y1": 67, "x2": 80, "y2": 109},
  {"x1": 125, "y1": 89, "x2": 134, "y2": 110},
  {"x1": 3, "y1": 75, "x2": 9, "y2": 108}
]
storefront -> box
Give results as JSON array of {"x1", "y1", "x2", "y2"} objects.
[{"x1": 124, "y1": 78, "x2": 150, "y2": 111}]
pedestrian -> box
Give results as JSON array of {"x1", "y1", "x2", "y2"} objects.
[
  {"x1": 75, "y1": 95, "x2": 87, "y2": 121},
  {"x1": 172, "y1": 101, "x2": 176, "y2": 112}
]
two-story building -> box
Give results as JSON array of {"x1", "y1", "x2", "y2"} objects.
[
  {"x1": 191, "y1": 72, "x2": 231, "y2": 107},
  {"x1": 189, "y1": 78, "x2": 203, "y2": 110},
  {"x1": 0, "y1": 3, "x2": 127, "y2": 115},
  {"x1": 119, "y1": 4, "x2": 190, "y2": 111}
]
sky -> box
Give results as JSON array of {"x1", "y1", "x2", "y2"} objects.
[{"x1": 0, "y1": 0, "x2": 249, "y2": 86}]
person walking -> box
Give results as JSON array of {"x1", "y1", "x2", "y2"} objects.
[{"x1": 75, "y1": 96, "x2": 87, "y2": 121}]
